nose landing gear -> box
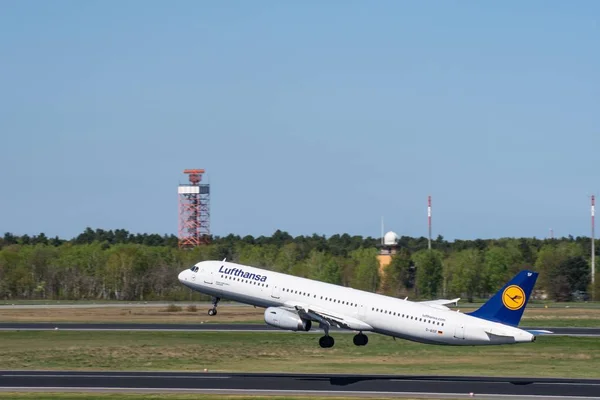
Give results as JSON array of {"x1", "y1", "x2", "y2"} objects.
[{"x1": 208, "y1": 296, "x2": 220, "y2": 316}]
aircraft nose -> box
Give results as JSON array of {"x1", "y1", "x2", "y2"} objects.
[{"x1": 178, "y1": 270, "x2": 187, "y2": 282}]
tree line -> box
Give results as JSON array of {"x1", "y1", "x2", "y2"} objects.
[{"x1": 0, "y1": 228, "x2": 597, "y2": 301}]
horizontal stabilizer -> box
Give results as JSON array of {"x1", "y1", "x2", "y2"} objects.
[
  {"x1": 419, "y1": 298, "x2": 460, "y2": 310},
  {"x1": 526, "y1": 329, "x2": 553, "y2": 335}
]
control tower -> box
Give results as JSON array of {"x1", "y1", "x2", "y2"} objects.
[{"x1": 377, "y1": 230, "x2": 400, "y2": 279}]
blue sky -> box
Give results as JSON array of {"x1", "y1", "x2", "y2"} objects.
[{"x1": 1, "y1": 1, "x2": 598, "y2": 240}]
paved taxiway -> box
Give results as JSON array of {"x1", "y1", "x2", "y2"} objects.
[
  {"x1": 0, "y1": 322, "x2": 597, "y2": 336},
  {"x1": 1, "y1": 371, "x2": 599, "y2": 399}
]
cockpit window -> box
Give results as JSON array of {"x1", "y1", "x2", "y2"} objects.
[{"x1": 190, "y1": 266, "x2": 199, "y2": 272}]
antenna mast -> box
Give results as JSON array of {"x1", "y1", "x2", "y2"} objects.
[
  {"x1": 428, "y1": 195, "x2": 432, "y2": 250},
  {"x1": 592, "y1": 195, "x2": 596, "y2": 299},
  {"x1": 381, "y1": 216, "x2": 384, "y2": 246}
]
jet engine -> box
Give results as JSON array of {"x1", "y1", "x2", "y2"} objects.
[{"x1": 264, "y1": 307, "x2": 312, "y2": 331}]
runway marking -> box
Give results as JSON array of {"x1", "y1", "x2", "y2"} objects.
[
  {"x1": 387, "y1": 379, "x2": 600, "y2": 387},
  {"x1": 1, "y1": 387, "x2": 599, "y2": 399}
]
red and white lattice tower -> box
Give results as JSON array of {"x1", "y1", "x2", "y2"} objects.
[
  {"x1": 428, "y1": 195, "x2": 432, "y2": 250},
  {"x1": 178, "y1": 169, "x2": 210, "y2": 248},
  {"x1": 592, "y1": 195, "x2": 595, "y2": 296}
]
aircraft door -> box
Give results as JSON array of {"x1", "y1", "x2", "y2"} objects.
[
  {"x1": 201, "y1": 267, "x2": 213, "y2": 284},
  {"x1": 358, "y1": 304, "x2": 366, "y2": 319},
  {"x1": 454, "y1": 324, "x2": 465, "y2": 339},
  {"x1": 271, "y1": 284, "x2": 280, "y2": 299}
]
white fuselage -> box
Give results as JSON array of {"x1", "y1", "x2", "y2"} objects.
[{"x1": 178, "y1": 260, "x2": 535, "y2": 346}]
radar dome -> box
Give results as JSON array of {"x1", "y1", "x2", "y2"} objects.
[{"x1": 383, "y1": 231, "x2": 399, "y2": 246}]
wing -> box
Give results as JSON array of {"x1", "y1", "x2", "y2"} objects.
[
  {"x1": 283, "y1": 300, "x2": 373, "y2": 331},
  {"x1": 418, "y1": 298, "x2": 461, "y2": 310}
]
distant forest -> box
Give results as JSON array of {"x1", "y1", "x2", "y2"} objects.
[{"x1": 0, "y1": 228, "x2": 597, "y2": 302}]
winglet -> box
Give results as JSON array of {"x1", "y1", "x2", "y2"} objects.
[{"x1": 468, "y1": 270, "x2": 538, "y2": 327}]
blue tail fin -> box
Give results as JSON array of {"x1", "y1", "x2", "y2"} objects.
[{"x1": 468, "y1": 270, "x2": 538, "y2": 327}]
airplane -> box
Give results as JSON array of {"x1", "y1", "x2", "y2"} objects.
[{"x1": 178, "y1": 260, "x2": 550, "y2": 347}]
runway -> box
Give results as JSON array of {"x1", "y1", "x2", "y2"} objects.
[
  {"x1": 0, "y1": 371, "x2": 599, "y2": 399},
  {"x1": 0, "y1": 302, "x2": 243, "y2": 309},
  {"x1": 0, "y1": 322, "x2": 597, "y2": 336}
]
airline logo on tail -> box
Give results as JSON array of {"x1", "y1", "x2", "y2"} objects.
[{"x1": 502, "y1": 285, "x2": 526, "y2": 311}]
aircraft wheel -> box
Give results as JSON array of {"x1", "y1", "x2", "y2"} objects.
[
  {"x1": 353, "y1": 333, "x2": 368, "y2": 346},
  {"x1": 319, "y1": 335, "x2": 334, "y2": 348},
  {"x1": 208, "y1": 308, "x2": 217, "y2": 316}
]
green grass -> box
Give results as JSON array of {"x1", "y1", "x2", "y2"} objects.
[
  {"x1": 206, "y1": 319, "x2": 600, "y2": 327},
  {"x1": 0, "y1": 331, "x2": 598, "y2": 378}
]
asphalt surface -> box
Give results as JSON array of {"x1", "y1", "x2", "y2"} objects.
[
  {"x1": 0, "y1": 302, "x2": 248, "y2": 309},
  {"x1": 0, "y1": 371, "x2": 599, "y2": 398},
  {"x1": 0, "y1": 322, "x2": 597, "y2": 336}
]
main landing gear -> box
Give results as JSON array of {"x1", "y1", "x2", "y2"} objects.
[
  {"x1": 318, "y1": 333, "x2": 368, "y2": 348},
  {"x1": 353, "y1": 332, "x2": 368, "y2": 346},
  {"x1": 319, "y1": 335, "x2": 334, "y2": 348},
  {"x1": 208, "y1": 296, "x2": 220, "y2": 316},
  {"x1": 318, "y1": 323, "x2": 335, "y2": 348}
]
